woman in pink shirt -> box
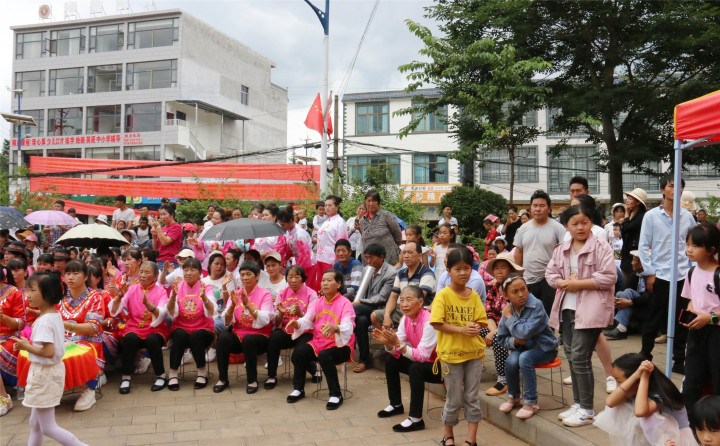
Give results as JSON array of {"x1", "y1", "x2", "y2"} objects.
[
  {"x1": 110, "y1": 262, "x2": 168, "y2": 395},
  {"x1": 214, "y1": 261, "x2": 274, "y2": 394},
  {"x1": 166, "y1": 258, "x2": 215, "y2": 391},
  {"x1": 285, "y1": 269, "x2": 355, "y2": 410}
]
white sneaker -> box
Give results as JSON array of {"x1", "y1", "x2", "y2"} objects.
[
  {"x1": 205, "y1": 348, "x2": 217, "y2": 363},
  {"x1": 135, "y1": 356, "x2": 151, "y2": 375},
  {"x1": 181, "y1": 350, "x2": 193, "y2": 366},
  {"x1": 0, "y1": 395, "x2": 13, "y2": 416},
  {"x1": 563, "y1": 376, "x2": 572, "y2": 385},
  {"x1": 562, "y1": 408, "x2": 595, "y2": 427},
  {"x1": 74, "y1": 388, "x2": 97, "y2": 412},
  {"x1": 558, "y1": 403, "x2": 580, "y2": 420},
  {"x1": 606, "y1": 376, "x2": 617, "y2": 394},
  {"x1": 264, "y1": 357, "x2": 282, "y2": 369}
]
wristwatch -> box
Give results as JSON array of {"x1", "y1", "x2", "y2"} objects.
[{"x1": 711, "y1": 312, "x2": 718, "y2": 325}]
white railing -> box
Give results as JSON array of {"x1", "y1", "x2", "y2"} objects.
[
  {"x1": 166, "y1": 119, "x2": 188, "y2": 127},
  {"x1": 188, "y1": 131, "x2": 206, "y2": 160}
]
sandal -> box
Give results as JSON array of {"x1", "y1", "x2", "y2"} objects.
[
  {"x1": 441, "y1": 436, "x2": 454, "y2": 446},
  {"x1": 463, "y1": 442, "x2": 477, "y2": 446},
  {"x1": 168, "y1": 377, "x2": 180, "y2": 391},
  {"x1": 499, "y1": 398, "x2": 521, "y2": 413},
  {"x1": 194, "y1": 375, "x2": 208, "y2": 390},
  {"x1": 516, "y1": 404, "x2": 540, "y2": 419}
]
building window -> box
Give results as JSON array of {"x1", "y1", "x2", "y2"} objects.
[
  {"x1": 413, "y1": 154, "x2": 448, "y2": 183},
  {"x1": 48, "y1": 108, "x2": 83, "y2": 136},
  {"x1": 126, "y1": 60, "x2": 177, "y2": 90},
  {"x1": 15, "y1": 71, "x2": 45, "y2": 98},
  {"x1": 47, "y1": 148, "x2": 82, "y2": 158},
  {"x1": 88, "y1": 64, "x2": 122, "y2": 93},
  {"x1": 125, "y1": 103, "x2": 162, "y2": 133},
  {"x1": 126, "y1": 145, "x2": 161, "y2": 161},
  {"x1": 13, "y1": 110, "x2": 44, "y2": 138},
  {"x1": 241, "y1": 86, "x2": 249, "y2": 106},
  {"x1": 22, "y1": 150, "x2": 43, "y2": 166},
  {"x1": 412, "y1": 102, "x2": 447, "y2": 132},
  {"x1": 516, "y1": 111, "x2": 537, "y2": 127},
  {"x1": 16, "y1": 32, "x2": 46, "y2": 59},
  {"x1": 684, "y1": 164, "x2": 720, "y2": 179},
  {"x1": 356, "y1": 102, "x2": 389, "y2": 135},
  {"x1": 128, "y1": 18, "x2": 179, "y2": 49},
  {"x1": 48, "y1": 29, "x2": 85, "y2": 57},
  {"x1": 87, "y1": 147, "x2": 120, "y2": 159},
  {"x1": 49, "y1": 68, "x2": 84, "y2": 96},
  {"x1": 89, "y1": 24, "x2": 124, "y2": 53},
  {"x1": 346, "y1": 155, "x2": 400, "y2": 183},
  {"x1": 87, "y1": 105, "x2": 122, "y2": 134},
  {"x1": 479, "y1": 147, "x2": 539, "y2": 184},
  {"x1": 623, "y1": 162, "x2": 662, "y2": 191},
  {"x1": 548, "y1": 146, "x2": 599, "y2": 194}
]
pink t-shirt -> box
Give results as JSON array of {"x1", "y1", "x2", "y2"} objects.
[{"x1": 682, "y1": 267, "x2": 720, "y2": 314}]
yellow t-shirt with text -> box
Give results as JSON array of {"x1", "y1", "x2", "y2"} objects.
[{"x1": 430, "y1": 286, "x2": 487, "y2": 364}]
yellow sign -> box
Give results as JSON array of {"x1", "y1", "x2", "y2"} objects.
[{"x1": 402, "y1": 184, "x2": 459, "y2": 204}]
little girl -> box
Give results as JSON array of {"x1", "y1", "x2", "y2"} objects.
[
  {"x1": 430, "y1": 224, "x2": 453, "y2": 289},
  {"x1": 546, "y1": 204, "x2": 616, "y2": 427},
  {"x1": 430, "y1": 246, "x2": 487, "y2": 446},
  {"x1": 13, "y1": 271, "x2": 87, "y2": 446},
  {"x1": 690, "y1": 395, "x2": 720, "y2": 446},
  {"x1": 595, "y1": 353, "x2": 695, "y2": 446},
  {"x1": 679, "y1": 224, "x2": 720, "y2": 421},
  {"x1": 496, "y1": 273, "x2": 558, "y2": 419}
]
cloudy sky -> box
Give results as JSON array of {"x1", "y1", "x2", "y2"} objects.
[{"x1": 0, "y1": 0, "x2": 437, "y2": 162}]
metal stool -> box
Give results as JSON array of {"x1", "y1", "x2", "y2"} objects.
[
  {"x1": 312, "y1": 362, "x2": 353, "y2": 400},
  {"x1": 533, "y1": 357, "x2": 565, "y2": 410},
  {"x1": 424, "y1": 381, "x2": 447, "y2": 421}
]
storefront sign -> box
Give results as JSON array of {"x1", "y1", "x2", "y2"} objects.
[
  {"x1": 13, "y1": 133, "x2": 144, "y2": 148},
  {"x1": 402, "y1": 183, "x2": 459, "y2": 204}
]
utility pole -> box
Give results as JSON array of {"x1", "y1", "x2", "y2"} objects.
[{"x1": 332, "y1": 94, "x2": 339, "y2": 194}]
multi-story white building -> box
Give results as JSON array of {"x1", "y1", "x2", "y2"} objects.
[
  {"x1": 343, "y1": 88, "x2": 720, "y2": 215},
  {"x1": 9, "y1": 8, "x2": 288, "y2": 180}
]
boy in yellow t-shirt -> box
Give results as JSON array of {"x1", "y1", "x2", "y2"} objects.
[{"x1": 430, "y1": 246, "x2": 487, "y2": 446}]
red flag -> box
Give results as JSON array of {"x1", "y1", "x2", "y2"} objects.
[
  {"x1": 304, "y1": 94, "x2": 324, "y2": 135},
  {"x1": 325, "y1": 95, "x2": 334, "y2": 136}
]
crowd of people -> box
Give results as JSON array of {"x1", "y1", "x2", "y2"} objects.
[{"x1": 1, "y1": 178, "x2": 719, "y2": 446}]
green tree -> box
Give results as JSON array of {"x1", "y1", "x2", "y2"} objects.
[
  {"x1": 439, "y1": 186, "x2": 506, "y2": 237},
  {"x1": 0, "y1": 140, "x2": 10, "y2": 206},
  {"x1": 416, "y1": 0, "x2": 720, "y2": 202},
  {"x1": 397, "y1": 31, "x2": 550, "y2": 204}
]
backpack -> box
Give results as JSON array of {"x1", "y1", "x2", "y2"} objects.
[{"x1": 686, "y1": 266, "x2": 720, "y2": 299}]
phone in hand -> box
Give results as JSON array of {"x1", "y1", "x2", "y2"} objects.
[{"x1": 678, "y1": 309, "x2": 697, "y2": 324}]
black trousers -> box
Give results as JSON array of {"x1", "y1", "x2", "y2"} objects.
[
  {"x1": 292, "y1": 343, "x2": 351, "y2": 397},
  {"x1": 384, "y1": 355, "x2": 442, "y2": 418},
  {"x1": 266, "y1": 329, "x2": 314, "y2": 378},
  {"x1": 353, "y1": 303, "x2": 377, "y2": 365},
  {"x1": 682, "y1": 324, "x2": 720, "y2": 422},
  {"x1": 528, "y1": 279, "x2": 556, "y2": 316},
  {"x1": 216, "y1": 331, "x2": 268, "y2": 383},
  {"x1": 121, "y1": 332, "x2": 165, "y2": 376},
  {"x1": 640, "y1": 278, "x2": 688, "y2": 364},
  {"x1": 169, "y1": 329, "x2": 214, "y2": 370}
]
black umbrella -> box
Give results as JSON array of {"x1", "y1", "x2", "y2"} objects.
[
  {"x1": 0, "y1": 210, "x2": 31, "y2": 230},
  {"x1": 202, "y1": 218, "x2": 284, "y2": 242}
]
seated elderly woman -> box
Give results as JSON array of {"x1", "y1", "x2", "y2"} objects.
[
  {"x1": 373, "y1": 285, "x2": 441, "y2": 432},
  {"x1": 285, "y1": 269, "x2": 355, "y2": 410},
  {"x1": 214, "y1": 261, "x2": 274, "y2": 394},
  {"x1": 110, "y1": 261, "x2": 169, "y2": 395}
]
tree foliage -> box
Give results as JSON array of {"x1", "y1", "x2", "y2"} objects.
[
  {"x1": 439, "y1": 185, "x2": 506, "y2": 237},
  {"x1": 405, "y1": 0, "x2": 720, "y2": 202}
]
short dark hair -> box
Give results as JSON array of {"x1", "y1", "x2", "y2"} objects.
[
  {"x1": 400, "y1": 284, "x2": 423, "y2": 300},
  {"x1": 67, "y1": 208, "x2": 76, "y2": 214},
  {"x1": 530, "y1": 189, "x2": 551, "y2": 207},
  {"x1": 687, "y1": 224, "x2": 720, "y2": 257},
  {"x1": 334, "y1": 239, "x2": 351, "y2": 251},
  {"x1": 208, "y1": 253, "x2": 226, "y2": 269},
  {"x1": 239, "y1": 261, "x2": 261, "y2": 276},
  {"x1": 447, "y1": 246, "x2": 473, "y2": 270},
  {"x1": 691, "y1": 395, "x2": 720, "y2": 431},
  {"x1": 364, "y1": 189, "x2": 382, "y2": 204},
  {"x1": 65, "y1": 260, "x2": 88, "y2": 275},
  {"x1": 660, "y1": 175, "x2": 685, "y2": 190},
  {"x1": 315, "y1": 200, "x2": 325, "y2": 209},
  {"x1": 182, "y1": 258, "x2": 203, "y2": 272},
  {"x1": 139, "y1": 216, "x2": 149, "y2": 223},
  {"x1": 37, "y1": 253, "x2": 54, "y2": 264},
  {"x1": 325, "y1": 195, "x2": 342, "y2": 206},
  {"x1": 363, "y1": 243, "x2": 386, "y2": 258},
  {"x1": 569, "y1": 176, "x2": 589, "y2": 191},
  {"x1": 508, "y1": 205, "x2": 518, "y2": 213},
  {"x1": 286, "y1": 265, "x2": 307, "y2": 282},
  {"x1": 244, "y1": 249, "x2": 262, "y2": 266},
  {"x1": 28, "y1": 271, "x2": 66, "y2": 305},
  {"x1": 141, "y1": 247, "x2": 159, "y2": 262},
  {"x1": 54, "y1": 199, "x2": 65, "y2": 208},
  {"x1": 115, "y1": 195, "x2": 126, "y2": 203},
  {"x1": 404, "y1": 240, "x2": 422, "y2": 254},
  {"x1": 159, "y1": 203, "x2": 175, "y2": 216}
]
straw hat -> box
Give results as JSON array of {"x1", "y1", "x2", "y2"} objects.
[
  {"x1": 485, "y1": 252, "x2": 524, "y2": 274},
  {"x1": 681, "y1": 191, "x2": 697, "y2": 212},
  {"x1": 624, "y1": 188, "x2": 647, "y2": 207}
]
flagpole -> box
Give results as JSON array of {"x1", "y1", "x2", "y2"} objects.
[{"x1": 304, "y1": 0, "x2": 330, "y2": 195}]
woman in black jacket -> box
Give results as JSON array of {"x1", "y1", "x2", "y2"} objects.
[{"x1": 620, "y1": 188, "x2": 647, "y2": 288}]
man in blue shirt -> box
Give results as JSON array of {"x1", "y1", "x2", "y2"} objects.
[{"x1": 638, "y1": 175, "x2": 696, "y2": 374}]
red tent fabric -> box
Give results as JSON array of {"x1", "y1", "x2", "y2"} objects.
[
  {"x1": 61, "y1": 199, "x2": 137, "y2": 217},
  {"x1": 674, "y1": 89, "x2": 720, "y2": 143}
]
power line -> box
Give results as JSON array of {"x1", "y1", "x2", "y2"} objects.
[{"x1": 337, "y1": 0, "x2": 381, "y2": 99}]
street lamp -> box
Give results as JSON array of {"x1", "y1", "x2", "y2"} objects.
[{"x1": 1, "y1": 88, "x2": 37, "y2": 194}]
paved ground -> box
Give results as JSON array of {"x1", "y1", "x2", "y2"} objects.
[{"x1": 1, "y1": 354, "x2": 528, "y2": 446}]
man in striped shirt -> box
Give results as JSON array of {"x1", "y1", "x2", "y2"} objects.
[{"x1": 333, "y1": 239, "x2": 363, "y2": 300}]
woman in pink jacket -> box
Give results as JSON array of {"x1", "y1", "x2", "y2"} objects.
[{"x1": 546, "y1": 204, "x2": 616, "y2": 428}]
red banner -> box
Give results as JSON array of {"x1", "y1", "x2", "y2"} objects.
[
  {"x1": 30, "y1": 177, "x2": 318, "y2": 201},
  {"x1": 29, "y1": 157, "x2": 320, "y2": 181}
]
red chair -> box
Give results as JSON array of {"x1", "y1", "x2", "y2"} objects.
[{"x1": 534, "y1": 357, "x2": 565, "y2": 409}]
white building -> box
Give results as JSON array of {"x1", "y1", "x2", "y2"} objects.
[
  {"x1": 9, "y1": 8, "x2": 288, "y2": 180},
  {"x1": 342, "y1": 88, "x2": 720, "y2": 214}
]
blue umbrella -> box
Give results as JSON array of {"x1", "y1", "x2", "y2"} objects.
[
  {"x1": 0, "y1": 210, "x2": 30, "y2": 230},
  {"x1": 394, "y1": 214, "x2": 407, "y2": 231},
  {"x1": 0, "y1": 206, "x2": 24, "y2": 218}
]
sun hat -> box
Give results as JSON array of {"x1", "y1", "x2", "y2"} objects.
[
  {"x1": 484, "y1": 214, "x2": 499, "y2": 223},
  {"x1": 681, "y1": 191, "x2": 697, "y2": 212},
  {"x1": 611, "y1": 202, "x2": 626, "y2": 212},
  {"x1": 485, "y1": 252, "x2": 524, "y2": 274},
  {"x1": 24, "y1": 234, "x2": 38, "y2": 242},
  {"x1": 175, "y1": 248, "x2": 195, "y2": 259},
  {"x1": 624, "y1": 188, "x2": 647, "y2": 207},
  {"x1": 96, "y1": 214, "x2": 109, "y2": 225},
  {"x1": 182, "y1": 223, "x2": 196, "y2": 232},
  {"x1": 265, "y1": 251, "x2": 282, "y2": 263}
]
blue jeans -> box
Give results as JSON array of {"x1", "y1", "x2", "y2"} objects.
[
  {"x1": 505, "y1": 348, "x2": 557, "y2": 405},
  {"x1": 157, "y1": 261, "x2": 179, "y2": 271},
  {"x1": 614, "y1": 288, "x2": 639, "y2": 327}
]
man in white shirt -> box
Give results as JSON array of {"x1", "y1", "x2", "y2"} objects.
[
  {"x1": 112, "y1": 195, "x2": 135, "y2": 229},
  {"x1": 133, "y1": 205, "x2": 154, "y2": 227}
]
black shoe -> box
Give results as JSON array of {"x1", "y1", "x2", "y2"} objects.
[
  {"x1": 150, "y1": 377, "x2": 167, "y2": 392},
  {"x1": 377, "y1": 404, "x2": 405, "y2": 418},
  {"x1": 194, "y1": 376, "x2": 207, "y2": 390},
  {"x1": 326, "y1": 396, "x2": 343, "y2": 410},
  {"x1": 672, "y1": 362, "x2": 685, "y2": 375},
  {"x1": 287, "y1": 390, "x2": 305, "y2": 403},
  {"x1": 246, "y1": 383, "x2": 259, "y2": 394},
  {"x1": 264, "y1": 378, "x2": 277, "y2": 390},
  {"x1": 604, "y1": 328, "x2": 627, "y2": 340},
  {"x1": 168, "y1": 377, "x2": 180, "y2": 391},
  {"x1": 119, "y1": 379, "x2": 131, "y2": 395},
  {"x1": 213, "y1": 381, "x2": 230, "y2": 393},
  {"x1": 392, "y1": 418, "x2": 425, "y2": 432}
]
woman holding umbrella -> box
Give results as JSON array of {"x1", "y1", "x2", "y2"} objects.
[
  {"x1": 275, "y1": 205, "x2": 314, "y2": 274},
  {"x1": 314, "y1": 196, "x2": 348, "y2": 286},
  {"x1": 254, "y1": 204, "x2": 281, "y2": 258}
]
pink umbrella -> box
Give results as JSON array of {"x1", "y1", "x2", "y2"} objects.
[{"x1": 25, "y1": 210, "x2": 78, "y2": 226}]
